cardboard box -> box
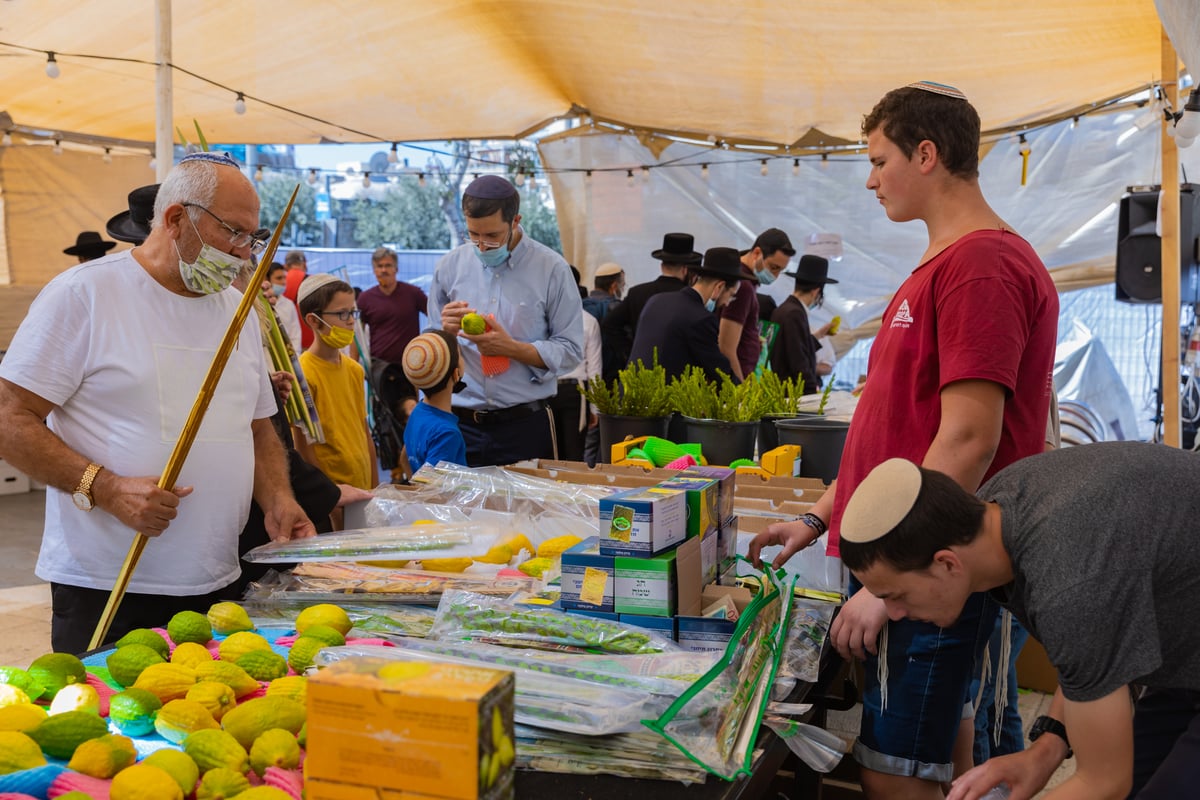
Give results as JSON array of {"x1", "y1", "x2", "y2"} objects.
[
  {"x1": 559, "y1": 537, "x2": 615, "y2": 613},
  {"x1": 598, "y1": 486, "x2": 687, "y2": 557},
  {"x1": 717, "y1": 516, "x2": 739, "y2": 573},
  {"x1": 676, "y1": 585, "x2": 754, "y2": 652},
  {"x1": 307, "y1": 779, "x2": 489, "y2": 800},
  {"x1": 563, "y1": 607, "x2": 620, "y2": 622},
  {"x1": 307, "y1": 658, "x2": 515, "y2": 800},
  {"x1": 699, "y1": 529, "x2": 719, "y2": 585},
  {"x1": 618, "y1": 614, "x2": 677, "y2": 640},
  {"x1": 613, "y1": 535, "x2": 702, "y2": 617},
  {"x1": 1016, "y1": 636, "x2": 1059, "y2": 694},
  {"x1": 656, "y1": 475, "x2": 719, "y2": 540},
  {"x1": 682, "y1": 465, "x2": 736, "y2": 522}
]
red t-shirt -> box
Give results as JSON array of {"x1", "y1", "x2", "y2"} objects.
[
  {"x1": 720, "y1": 268, "x2": 761, "y2": 377},
  {"x1": 357, "y1": 282, "x2": 429, "y2": 364},
  {"x1": 283, "y1": 269, "x2": 312, "y2": 349},
  {"x1": 828, "y1": 229, "x2": 1058, "y2": 555}
]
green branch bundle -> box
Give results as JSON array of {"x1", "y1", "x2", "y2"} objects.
[
  {"x1": 669, "y1": 368, "x2": 775, "y2": 422},
  {"x1": 579, "y1": 351, "x2": 672, "y2": 417}
]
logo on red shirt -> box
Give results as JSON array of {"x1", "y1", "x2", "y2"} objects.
[{"x1": 891, "y1": 299, "x2": 914, "y2": 328}]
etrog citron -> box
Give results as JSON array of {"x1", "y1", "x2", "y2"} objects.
[
  {"x1": 142, "y1": 748, "x2": 200, "y2": 795},
  {"x1": 107, "y1": 643, "x2": 166, "y2": 687},
  {"x1": 110, "y1": 763, "x2": 184, "y2": 800},
  {"x1": 115, "y1": 628, "x2": 171, "y2": 659},
  {"x1": 0, "y1": 729, "x2": 46, "y2": 774},
  {"x1": 294, "y1": 603, "x2": 352, "y2": 637},
  {"x1": 207, "y1": 601, "x2": 254, "y2": 635},
  {"x1": 66, "y1": 732, "x2": 137, "y2": 778},
  {"x1": 108, "y1": 687, "x2": 162, "y2": 736},
  {"x1": 27, "y1": 652, "x2": 87, "y2": 700},
  {"x1": 167, "y1": 610, "x2": 213, "y2": 646}
]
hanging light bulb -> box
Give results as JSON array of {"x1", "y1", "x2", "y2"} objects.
[
  {"x1": 418, "y1": 173, "x2": 426, "y2": 188},
  {"x1": 45, "y1": 52, "x2": 60, "y2": 79},
  {"x1": 387, "y1": 143, "x2": 398, "y2": 163},
  {"x1": 528, "y1": 174, "x2": 537, "y2": 189},
  {"x1": 363, "y1": 172, "x2": 371, "y2": 188},
  {"x1": 584, "y1": 170, "x2": 592, "y2": 183},
  {"x1": 307, "y1": 168, "x2": 319, "y2": 186},
  {"x1": 626, "y1": 169, "x2": 635, "y2": 187},
  {"x1": 515, "y1": 171, "x2": 526, "y2": 187},
  {"x1": 254, "y1": 166, "x2": 264, "y2": 182},
  {"x1": 1071, "y1": 116, "x2": 1079, "y2": 129},
  {"x1": 52, "y1": 138, "x2": 62, "y2": 156},
  {"x1": 103, "y1": 148, "x2": 112, "y2": 164},
  {"x1": 1177, "y1": 92, "x2": 1200, "y2": 141},
  {"x1": 760, "y1": 160, "x2": 769, "y2": 177},
  {"x1": 148, "y1": 156, "x2": 156, "y2": 171},
  {"x1": 641, "y1": 166, "x2": 650, "y2": 183},
  {"x1": 1, "y1": 131, "x2": 12, "y2": 147},
  {"x1": 792, "y1": 158, "x2": 800, "y2": 177},
  {"x1": 233, "y1": 92, "x2": 247, "y2": 115},
  {"x1": 701, "y1": 163, "x2": 709, "y2": 180},
  {"x1": 819, "y1": 153, "x2": 829, "y2": 170}
]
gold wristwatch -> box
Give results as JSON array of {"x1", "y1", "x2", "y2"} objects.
[{"x1": 72, "y1": 463, "x2": 103, "y2": 512}]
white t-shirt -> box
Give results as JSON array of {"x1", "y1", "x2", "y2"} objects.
[
  {"x1": 0, "y1": 251, "x2": 275, "y2": 594},
  {"x1": 273, "y1": 297, "x2": 303, "y2": 353}
]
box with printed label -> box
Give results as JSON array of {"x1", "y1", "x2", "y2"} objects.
[
  {"x1": 682, "y1": 465, "x2": 735, "y2": 522},
  {"x1": 559, "y1": 537, "x2": 615, "y2": 612},
  {"x1": 655, "y1": 475, "x2": 719, "y2": 540},
  {"x1": 614, "y1": 548, "x2": 677, "y2": 617},
  {"x1": 699, "y1": 529, "x2": 719, "y2": 586},
  {"x1": 598, "y1": 486, "x2": 687, "y2": 557},
  {"x1": 306, "y1": 657, "x2": 515, "y2": 800},
  {"x1": 717, "y1": 515, "x2": 739, "y2": 572},
  {"x1": 618, "y1": 613, "x2": 677, "y2": 640},
  {"x1": 676, "y1": 585, "x2": 753, "y2": 653}
]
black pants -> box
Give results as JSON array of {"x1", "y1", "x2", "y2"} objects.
[
  {"x1": 548, "y1": 380, "x2": 587, "y2": 463},
  {"x1": 459, "y1": 405, "x2": 556, "y2": 467},
  {"x1": 1128, "y1": 688, "x2": 1200, "y2": 798},
  {"x1": 51, "y1": 582, "x2": 239, "y2": 655}
]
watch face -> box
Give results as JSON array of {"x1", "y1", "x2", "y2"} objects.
[{"x1": 72, "y1": 491, "x2": 93, "y2": 511}]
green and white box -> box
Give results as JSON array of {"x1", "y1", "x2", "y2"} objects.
[
  {"x1": 614, "y1": 548, "x2": 678, "y2": 617},
  {"x1": 656, "y1": 475, "x2": 719, "y2": 540},
  {"x1": 599, "y1": 486, "x2": 687, "y2": 557}
]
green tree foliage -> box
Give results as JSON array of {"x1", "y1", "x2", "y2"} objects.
[
  {"x1": 347, "y1": 177, "x2": 451, "y2": 249},
  {"x1": 520, "y1": 187, "x2": 563, "y2": 254},
  {"x1": 257, "y1": 176, "x2": 322, "y2": 247}
]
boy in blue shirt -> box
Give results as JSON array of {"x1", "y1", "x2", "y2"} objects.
[{"x1": 401, "y1": 330, "x2": 467, "y2": 473}]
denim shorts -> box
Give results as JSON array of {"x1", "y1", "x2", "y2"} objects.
[{"x1": 849, "y1": 577, "x2": 1001, "y2": 782}]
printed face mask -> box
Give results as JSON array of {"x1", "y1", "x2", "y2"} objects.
[{"x1": 176, "y1": 213, "x2": 248, "y2": 294}]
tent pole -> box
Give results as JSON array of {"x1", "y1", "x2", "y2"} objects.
[
  {"x1": 1160, "y1": 28, "x2": 1181, "y2": 448},
  {"x1": 154, "y1": 0, "x2": 173, "y2": 182}
]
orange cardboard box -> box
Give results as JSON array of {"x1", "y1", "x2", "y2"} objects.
[{"x1": 306, "y1": 658, "x2": 515, "y2": 800}]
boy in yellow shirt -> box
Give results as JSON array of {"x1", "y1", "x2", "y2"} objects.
[{"x1": 295, "y1": 273, "x2": 378, "y2": 490}]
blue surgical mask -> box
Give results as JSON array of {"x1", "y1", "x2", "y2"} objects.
[
  {"x1": 756, "y1": 268, "x2": 776, "y2": 286},
  {"x1": 704, "y1": 298, "x2": 717, "y2": 313},
  {"x1": 472, "y1": 225, "x2": 514, "y2": 269},
  {"x1": 270, "y1": 283, "x2": 286, "y2": 297}
]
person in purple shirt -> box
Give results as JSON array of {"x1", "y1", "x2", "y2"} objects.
[{"x1": 357, "y1": 246, "x2": 428, "y2": 420}]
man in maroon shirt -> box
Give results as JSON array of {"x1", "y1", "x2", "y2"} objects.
[
  {"x1": 357, "y1": 246, "x2": 429, "y2": 419},
  {"x1": 721, "y1": 228, "x2": 794, "y2": 379}
]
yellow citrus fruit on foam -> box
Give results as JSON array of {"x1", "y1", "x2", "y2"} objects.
[
  {"x1": 66, "y1": 732, "x2": 137, "y2": 778},
  {"x1": 186, "y1": 681, "x2": 237, "y2": 721},
  {"x1": 195, "y1": 766, "x2": 250, "y2": 800},
  {"x1": 236, "y1": 649, "x2": 289, "y2": 681},
  {"x1": 218, "y1": 631, "x2": 273, "y2": 663},
  {"x1": 0, "y1": 730, "x2": 46, "y2": 774},
  {"x1": 294, "y1": 604, "x2": 352, "y2": 637},
  {"x1": 132, "y1": 662, "x2": 197, "y2": 702},
  {"x1": 183, "y1": 727, "x2": 249, "y2": 773},
  {"x1": 285, "y1": 636, "x2": 325, "y2": 674},
  {"x1": 49, "y1": 682, "x2": 101, "y2": 716},
  {"x1": 154, "y1": 698, "x2": 219, "y2": 745},
  {"x1": 106, "y1": 643, "x2": 166, "y2": 687},
  {"x1": 249, "y1": 727, "x2": 301, "y2": 776},
  {"x1": 167, "y1": 610, "x2": 213, "y2": 646},
  {"x1": 110, "y1": 763, "x2": 184, "y2": 800},
  {"x1": 236, "y1": 788, "x2": 293, "y2": 800},
  {"x1": 28, "y1": 709, "x2": 109, "y2": 759},
  {"x1": 0, "y1": 684, "x2": 31, "y2": 708},
  {"x1": 171, "y1": 641, "x2": 215, "y2": 669},
  {"x1": 220, "y1": 696, "x2": 306, "y2": 750},
  {"x1": 142, "y1": 748, "x2": 201, "y2": 796},
  {"x1": 27, "y1": 652, "x2": 87, "y2": 699},
  {"x1": 294, "y1": 624, "x2": 345, "y2": 648},
  {"x1": 0, "y1": 702, "x2": 47, "y2": 732},
  {"x1": 264, "y1": 675, "x2": 307, "y2": 705},
  {"x1": 207, "y1": 602, "x2": 255, "y2": 636},
  {"x1": 115, "y1": 628, "x2": 171, "y2": 659}
]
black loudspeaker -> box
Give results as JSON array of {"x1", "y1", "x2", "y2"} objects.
[{"x1": 1116, "y1": 183, "x2": 1200, "y2": 303}]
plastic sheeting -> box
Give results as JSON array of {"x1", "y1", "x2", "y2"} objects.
[{"x1": 1055, "y1": 320, "x2": 1141, "y2": 441}]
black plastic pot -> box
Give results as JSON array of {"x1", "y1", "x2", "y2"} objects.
[
  {"x1": 597, "y1": 414, "x2": 670, "y2": 463},
  {"x1": 757, "y1": 412, "x2": 821, "y2": 453},
  {"x1": 775, "y1": 416, "x2": 850, "y2": 482},
  {"x1": 681, "y1": 416, "x2": 758, "y2": 467}
]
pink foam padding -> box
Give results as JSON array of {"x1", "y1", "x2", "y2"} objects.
[{"x1": 664, "y1": 454, "x2": 697, "y2": 469}]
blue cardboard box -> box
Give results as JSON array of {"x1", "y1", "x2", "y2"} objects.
[
  {"x1": 560, "y1": 536, "x2": 615, "y2": 612},
  {"x1": 599, "y1": 486, "x2": 687, "y2": 557},
  {"x1": 618, "y1": 613, "x2": 677, "y2": 640}
]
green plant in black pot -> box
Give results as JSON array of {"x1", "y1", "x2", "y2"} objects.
[
  {"x1": 758, "y1": 370, "x2": 806, "y2": 416},
  {"x1": 579, "y1": 352, "x2": 672, "y2": 417}
]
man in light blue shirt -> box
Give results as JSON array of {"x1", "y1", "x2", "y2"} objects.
[{"x1": 429, "y1": 175, "x2": 584, "y2": 466}]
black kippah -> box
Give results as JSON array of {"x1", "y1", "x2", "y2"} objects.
[{"x1": 464, "y1": 174, "x2": 517, "y2": 199}]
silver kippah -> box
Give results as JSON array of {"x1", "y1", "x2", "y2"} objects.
[
  {"x1": 841, "y1": 458, "x2": 923, "y2": 544},
  {"x1": 906, "y1": 80, "x2": 967, "y2": 101},
  {"x1": 179, "y1": 151, "x2": 241, "y2": 168}
]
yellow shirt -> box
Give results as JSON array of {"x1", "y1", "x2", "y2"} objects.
[{"x1": 299, "y1": 350, "x2": 371, "y2": 489}]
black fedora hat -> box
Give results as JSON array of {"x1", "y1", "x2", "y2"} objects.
[
  {"x1": 694, "y1": 247, "x2": 745, "y2": 283},
  {"x1": 106, "y1": 184, "x2": 160, "y2": 245},
  {"x1": 651, "y1": 232, "x2": 703, "y2": 265},
  {"x1": 785, "y1": 254, "x2": 839, "y2": 285},
  {"x1": 63, "y1": 231, "x2": 116, "y2": 258}
]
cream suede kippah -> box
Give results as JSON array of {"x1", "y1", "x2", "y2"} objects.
[
  {"x1": 841, "y1": 458, "x2": 923, "y2": 544},
  {"x1": 595, "y1": 262, "x2": 624, "y2": 277},
  {"x1": 297, "y1": 272, "x2": 340, "y2": 305},
  {"x1": 403, "y1": 332, "x2": 453, "y2": 390}
]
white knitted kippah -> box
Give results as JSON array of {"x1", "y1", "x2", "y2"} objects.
[
  {"x1": 841, "y1": 458, "x2": 923, "y2": 544},
  {"x1": 403, "y1": 332, "x2": 453, "y2": 390},
  {"x1": 297, "y1": 272, "x2": 340, "y2": 306}
]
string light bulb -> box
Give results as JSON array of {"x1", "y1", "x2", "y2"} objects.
[
  {"x1": 1071, "y1": 116, "x2": 1079, "y2": 129},
  {"x1": 1, "y1": 131, "x2": 11, "y2": 147},
  {"x1": 701, "y1": 163, "x2": 709, "y2": 179},
  {"x1": 148, "y1": 156, "x2": 156, "y2": 171},
  {"x1": 45, "y1": 52, "x2": 60, "y2": 79},
  {"x1": 418, "y1": 173, "x2": 426, "y2": 188},
  {"x1": 641, "y1": 166, "x2": 650, "y2": 183},
  {"x1": 363, "y1": 172, "x2": 371, "y2": 188},
  {"x1": 1176, "y1": 92, "x2": 1200, "y2": 145},
  {"x1": 820, "y1": 153, "x2": 829, "y2": 170},
  {"x1": 515, "y1": 172, "x2": 526, "y2": 187},
  {"x1": 387, "y1": 143, "x2": 398, "y2": 163},
  {"x1": 254, "y1": 166, "x2": 263, "y2": 182},
  {"x1": 626, "y1": 169, "x2": 635, "y2": 187},
  {"x1": 307, "y1": 168, "x2": 319, "y2": 186},
  {"x1": 792, "y1": 158, "x2": 800, "y2": 177},
  {"x1": 52, "y1": 138, "x2": 62, "y2": 156},
  {"x1": 760, "y1": 160, "x2": 769, "y2": 177},
  {"x1": 103, "y1": 147, "x2": 112, "y2": 164},
  {"x1": 233, "y1": 92, "x2": 247, "y2": 115},
  {"x1": 528, "y1": 174, "x2": 537, "y2": 189},
  {"x1": 584, "y1": 170, "x2": 592, "y2": 183}
]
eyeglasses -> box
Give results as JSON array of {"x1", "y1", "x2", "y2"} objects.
[
  {"x1": 318, "y1": 309, "x2": 361, "y2": 322},
  {"x1": 183, "y1": 203, "x2": 271, "y2": 255},
  {"x1": 465, "y1": 225, "x2": 512, "y2": 251}
]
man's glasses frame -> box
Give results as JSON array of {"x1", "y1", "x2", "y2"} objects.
[{"x1": 183, "y1": 202, "x2": 271, "y2": 255}]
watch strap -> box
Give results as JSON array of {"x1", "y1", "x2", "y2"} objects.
[
  {"x1": 1030, "y1": 715, "x2": 1072, "y2": 758},
  {"x1": 75, "y1": 462, "x2": 103, "y2": 502}
]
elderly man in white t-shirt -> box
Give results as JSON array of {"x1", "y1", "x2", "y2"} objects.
[{"x1": 0, "y1": 152, "x2": 315, "y2": 654}]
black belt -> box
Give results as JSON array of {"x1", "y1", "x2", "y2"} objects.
[
  {"x1": 557, "y1": 378, "x2": 582, "y2": 385},
  {"x1": 454, "y1": 400, "x2": 548, "y2": 425}
]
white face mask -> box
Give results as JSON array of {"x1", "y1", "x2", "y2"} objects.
[{"x1": 176, "y1": 213, "x2": 248, "y2": 294}]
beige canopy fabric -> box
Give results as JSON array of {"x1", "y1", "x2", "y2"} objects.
[{"x1": 0, "y1": 1, "x2": 1169, "y2": 148}]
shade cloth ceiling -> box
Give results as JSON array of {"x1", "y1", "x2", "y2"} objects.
[{"x1": 0, "y1": 1, "x2": 1173, "y2": 148}]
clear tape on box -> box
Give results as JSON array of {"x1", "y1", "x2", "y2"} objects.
[
  {"x1": 429, "y1": 589, "x2": 679, "y2": 655},
  {"x1": 242, "y1": 521, "x2": 501, "y2": 564},
  {"x1": 315, "y1": 640, "x2": 692, "y2": 736},
  {"x1": 401, "y1": 462, "x2": 612, "y2": 519}
]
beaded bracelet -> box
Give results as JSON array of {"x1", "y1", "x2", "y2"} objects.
[{"x1": 799, "y1": 513, "x2": 827, "y2": 537}]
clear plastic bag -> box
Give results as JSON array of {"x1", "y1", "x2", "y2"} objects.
[
  {"x1": 515, "y1": 725, "x2": 710, "y2": 783},
  {"x1": 762, "y1": 715, "x2": 848, "y2": 773},
  {"x1": 241, "y1": 563, "x2": 537, "y2": 605},
  {"x1": 399, "y1": 462, "x2": 612, "y2": 519},
  {"x1": 429, "y1": 589, "x2": 679, "y2": 655},
  {"x1": 735, "y1": 529, "x2": 847, "y2": 598},
  {"x1": 242, "y1": 521, "x2": 500, "y2": 563},
  {"x1": 777, "y1": 598, "x2": 837, "y2": 683}
]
